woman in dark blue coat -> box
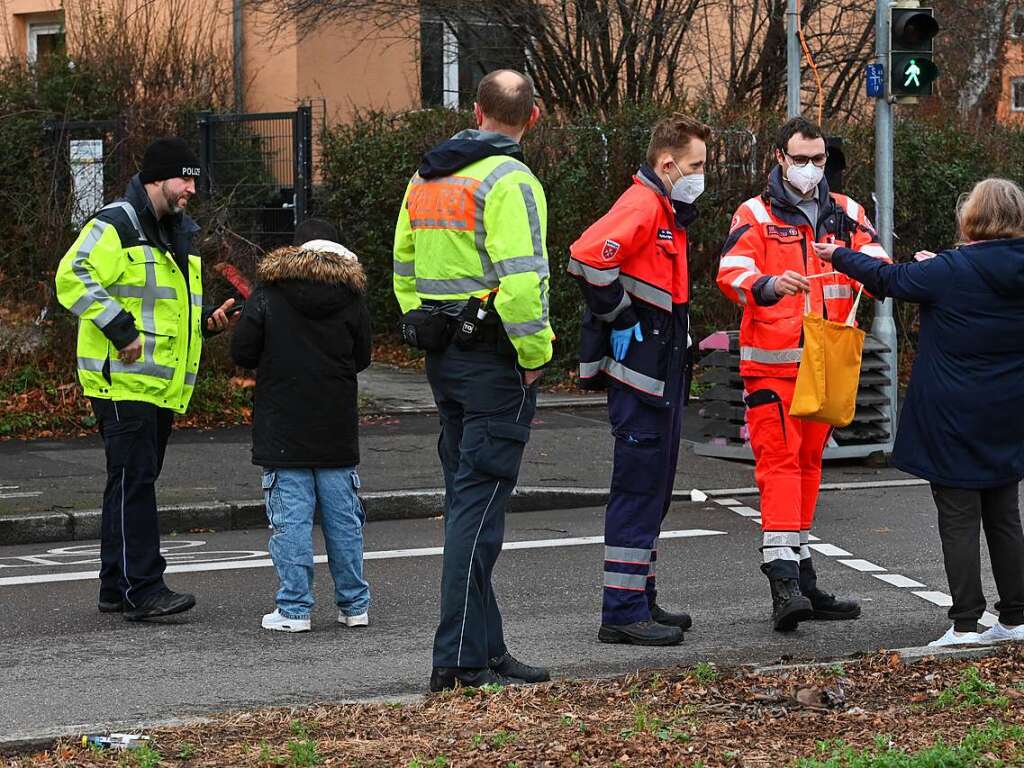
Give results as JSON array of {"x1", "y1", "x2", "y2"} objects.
[{"x1": 814, "y1": 178, "x2": 1024, "y2": 648}]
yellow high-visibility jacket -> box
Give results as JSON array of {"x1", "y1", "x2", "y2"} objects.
[
  {"x1": 55, "y1": 178, "x2": 204, "y2": 413},
  {"x1": 393, "y1": 131, "x2": 554, "y2": 369}
]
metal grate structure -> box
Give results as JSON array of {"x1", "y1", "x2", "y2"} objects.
[
  {"x1": 197, "y1": 106, "x2": 313, "y2": 251},
  {"x1": 692, "y1": 330, "x2": 895, "y2": 461}
]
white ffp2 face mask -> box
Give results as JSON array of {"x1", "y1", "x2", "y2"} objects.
[
  {"x1": 786, "y1": 162, "x2": 824, "y2": 195},
  {"x1": 669, "y1": 162, "x2": 705, "y2": 204}
]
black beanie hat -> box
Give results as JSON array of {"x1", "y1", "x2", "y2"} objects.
[{"x1": 140, "y1": 137, "x2": 201, "y2": 183}]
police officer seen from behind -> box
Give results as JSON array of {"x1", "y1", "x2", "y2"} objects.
[
  {"x1": 56, "y1": 138, "x2": 235, "y2": 621},
  {"x1": 569, "y1": 114, "x2": 708, "y2": 647},
  {"x1": 717, "y1": 117, "x2": 889, "y2": 632},
  {"x1": 393, "y1": 70, "x2": 554, "y2": 691}
]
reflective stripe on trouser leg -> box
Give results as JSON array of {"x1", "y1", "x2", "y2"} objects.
[
  {"x1": 603, "y1": 379, "x2": 683, "y2": 626},
  {"x1": 800, "y1": 530, "x2": 812, "y2": 561},
  {"x1": 762, "y1": 531, "x2": 801, "y2": 564}
]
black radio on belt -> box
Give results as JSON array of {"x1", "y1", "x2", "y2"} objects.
[{"x1": 453, "y1": 295, "x2": 488, "y2": 347}]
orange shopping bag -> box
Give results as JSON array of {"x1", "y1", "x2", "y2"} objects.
[{"x1": 789, "y1": 281, "x2": 865, "y2": 427}]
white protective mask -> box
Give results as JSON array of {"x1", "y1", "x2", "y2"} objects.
[
  {"x1": 785, "y1": 161, "x2": 824, "y2": 195},
  {"x1": 669, "y1": 162, "x2": 705, "y2": 204}
]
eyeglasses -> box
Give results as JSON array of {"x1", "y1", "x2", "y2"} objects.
[{"x1": 785, "y1": 151, "x2": 829, "y2": 168}]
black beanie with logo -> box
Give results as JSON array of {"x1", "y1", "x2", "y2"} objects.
[{"x1": 139, "y1": 137, "x2": 201, "y2": 183}]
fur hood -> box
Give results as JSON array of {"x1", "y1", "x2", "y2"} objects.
[{"x1": 257, "y1": 246, "x2": 366, "y2": 293}]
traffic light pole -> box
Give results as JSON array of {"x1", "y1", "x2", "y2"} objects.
[
  {"x1": 787, "y1": 0, "x2": 801, "y2": 117},
  {"x1": 874, "y1": 0, "x2": 899, "y2": 451}
]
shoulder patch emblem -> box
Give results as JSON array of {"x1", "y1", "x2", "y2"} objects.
[
  {"x1": 601, "y1": 239, "x2": 621, "y2": 261},
  {"x1": 657, "y1": 229, "x2": 673, "y2": 241},
  {"x1": 766, "y1": 224, "x2": 800, "y2": 239}
]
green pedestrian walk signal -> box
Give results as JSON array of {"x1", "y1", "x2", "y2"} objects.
[{"x1": 889, "y1": 4, "x2": 939, "y2": 99}]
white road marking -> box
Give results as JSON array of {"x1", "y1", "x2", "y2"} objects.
[
  {"x1": 838, "y1": 559, "x2": 886, "y2": 573},
  {"x1": 731, "y1": 506, "x2": 761, "y2": 517},
  {"x1": 714, "y1": 498, "x2": 741, "y2": 506},
  {"x1": 0, "y1": 492, "x2": 43, "y2": 500},
  {"x1": 810, "y1": 543, "x2": 853, "y2": 557},
  {"x1": 874, "y1": 573, "x2": 925, "y2": 588},
  {"x1": 914, "y1": 591, "x2": 953, "y2": 607},
  {"x1": 0, "y1": 529, "x2": 727, "y2": 588},
  {"x1": 687, "y1": 478, "x2": 929, "y2": 500}
]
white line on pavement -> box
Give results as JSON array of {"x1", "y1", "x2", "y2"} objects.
[
  {"x1": 874, "y1": 573, "x2": 925, "y2": 588},
  {"x1": 838, "y1": 559, "x2": 887, "y2": 573},
  {"x1": 0, "y1": 528, "x2": 727, "y2": 588},
  {"x1": 688, "y1": 478, "x2": 929, "y2": 501},
  {"x1": 913, "y1": 591, "x2": 953, "y2": 607},
  {"x1": 810, "y1": 543, "x2": 851, "y2": 557},
  {"x1": 0, "y1": 492, "x2": 43, "y2": 500}
]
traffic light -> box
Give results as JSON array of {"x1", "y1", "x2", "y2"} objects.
[{"x1": 889, "y1": 3, "x2": 939, "y2": 99}]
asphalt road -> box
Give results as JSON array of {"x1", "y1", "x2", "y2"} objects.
[{"x1": 0, "y1": 482, "x2": 1006, "y2": 742}]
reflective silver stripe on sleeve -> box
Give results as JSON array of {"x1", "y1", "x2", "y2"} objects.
[
  {"x1": 763, "y1": 546, "x2": 802, "y2": 563},
  {"x1": 593, "y1": 292, "x2": 632, "y2": 323},
  {"x1": 503, "y1": 318, "x2": 550, "y2": 338},
  {"x1": 185, "y1": 372, "x2": 197, "y2": 386},
  {"x1": 493, "y1": 255, "x2": 550, "y2": 279},
  {"x1": 393, "y1": 259, "x2": 416, "y2": 277},
  {"x1": 740, "y1": 346, "x2": 803, "y2": 364},
  {"x1": 763, "y1": 531, "x2": 801, "y2": 548},
  {"x1": 415, "y1": 276, "x2": 493, "y2": 295},
  {"x1": 745, "y1": 197, "x2": 772, "y2": 224},
  {"x1": 579, "y1": 358, "x2": 666, "y2": 397},
  {"x1": 69, "y1": 221, "x2": 125, "y2": 329},
  {"x1": 822, "y1": 284, "x2": 852, "y2": 300},
  {"x1": 720, "y1": 255, "x2": 758, "y2": 271},
  {"x1": 190, "y1": 292, "x2": 203, "y2": 307},
  {"x1": 411, "y1": 217, "x2": 473, "y2": 229},
  {"x1": 604, "y1": 546, "x2": 652, "y2": 564},
  {"x1": 567, "y1": 258, "x2": 620, "y2": 286},
  {"x1": 730, "y1": 270, "x2": 759, "y2": 305},
  {"x1": 474, "y1": 160, "x2": 530, "y2": 283},
  {"x1": 620, "y1": 275, "x2": 672, "y2": 312},
  {"x1": 603, "y1": 571, "x2": 648, "y2": 591}
]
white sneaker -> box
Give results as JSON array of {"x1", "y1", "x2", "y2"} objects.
[
  {"x1": 261, "y1": 610, "x2": 311, "y2": 633},
  {"x1": 927, "y1": 625, "x2": 983, "y2": 648},
  {"x1": 979, "y1": 622, "x2": 1024, "y2": 644},
  {"x1": 338, "y1": 611, "x2": 369, "y2": 628}
]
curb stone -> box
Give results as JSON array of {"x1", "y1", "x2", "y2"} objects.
[{"x1": 0, "y1": 487, "x2": 620, "y2": 546}]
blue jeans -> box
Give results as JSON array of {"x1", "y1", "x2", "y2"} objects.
[{"x1": 261, "y1": 467, "x2": 370, "y2": 620}]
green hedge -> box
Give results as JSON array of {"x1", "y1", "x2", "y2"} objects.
[{"x1": 320, "y1": 109, "x2": 1024, "y2": 370}]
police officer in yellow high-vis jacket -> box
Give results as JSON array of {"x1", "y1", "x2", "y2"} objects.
[
  {"x1": 393, "y1": 70, "x2": 554, "y2": 692},
  {"x1": 56, "y1": 137, "x2": 234, "y2": 622}
]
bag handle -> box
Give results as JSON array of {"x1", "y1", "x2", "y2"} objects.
[{"x1": 801, "y1": 271, "x2": 863, "y2": 326}]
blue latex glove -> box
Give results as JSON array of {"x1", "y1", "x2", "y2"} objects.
[{"x1": 610, "y1": 323, "x2": 644, "y2": 361}]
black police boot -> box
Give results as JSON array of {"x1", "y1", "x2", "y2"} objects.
[
  {"x1": 761, "y1": 563, "x2": 813, "y2": 632},
  {"x1": 598, "y1": 620, "x2": 683, "y2": 646},
  {"x1": 98, "y1": 599, "x2": 124, "y2": 613},
  {"x1": 123, "y1": 589, "x2": 196, "y2": 621},
  {"x1": 489, "y1": 652, "x2": 550, "y2": 684},
  {"x1": 800, "y1": 559, "x2": 862, "y2": 620},
  {"x1": 429, "y1": 666, "x2": 517, "y2": 692},
  {"x1": 650, "y1": 603, "x2": 693, "y2": 632}
]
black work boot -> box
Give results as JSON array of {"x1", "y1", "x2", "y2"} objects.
[
  {"x1": 598, "y1": 620, "x2": 683, "y2": 646},
  {"x1": 98, "y1": 599, "x2": 124, "y2": 613},
  {"x1": 123, "y1": 589, "x2": 196, "y2": 621},
  {"x1": 800, "y1": 559, "x2": 862, "y2": 620},
  {"x1": 650, "y1": 603, "x2": 693, "y2": 632},
  {"x1": 489, "y1": 652, "x2": 550, "y2": 683},
  {"x1": 429, "y1": 667, "x2": 517, "y2": 692},
  {"x1": 761, "y1": 563, "x2": 813, "y2": 632}
]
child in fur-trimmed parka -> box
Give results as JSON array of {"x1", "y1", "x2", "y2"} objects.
[{"x1": 231, "y1": 220, "x2": 372, "y2": 633}]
